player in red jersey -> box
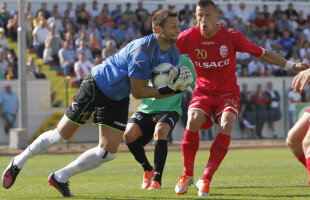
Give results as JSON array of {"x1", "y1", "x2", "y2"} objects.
[
  {"x1": 174, "y1": 0, "x2": 309, "y2": 197},
  {"x1": 287, "y1": 68, "x2": 310, "y2": 187}
]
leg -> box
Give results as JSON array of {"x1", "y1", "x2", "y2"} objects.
[
  {"x1": 151, "y1": 122, "x2": 171, "y2": 188},
  {"x1": 286, "y1": 112, "x2": 310, "y2": 167},
  {"x1": 175, "y1": 109, "x2": 206, "y2": 194},
  {"x1": 124, "y1": 123, "x2": 153, "y2": 172},
  {"x1": 302, "y1": 127, "x2": 310, "y2": 186},
  {"x1": 51, "y1": 125, "x2": 121, "y2": 197},
  {"x1": 182, "y1": 109, "x2": 206, "y2": 176},
  {"x1": 201, "y1": 111, "x2": 235, "y2": 182},
  {"x1": 2, "y1": 116, "x2": 78, "y2": 189}
]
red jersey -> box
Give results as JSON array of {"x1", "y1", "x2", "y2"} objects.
[{"x1": 176, "y1": 24, "x2": 264, "y2": 95}]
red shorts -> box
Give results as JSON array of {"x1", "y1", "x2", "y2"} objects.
[{"x1": 188, "y1": 90, "x2": 240, "y2": 129}]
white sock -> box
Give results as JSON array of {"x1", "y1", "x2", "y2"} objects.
[
  {"x1": 14, "y1": 128, "x2": 65, "y2": 169},
  {"x1": 54, "y1": 146, "x2": 117, "y2": 183}
]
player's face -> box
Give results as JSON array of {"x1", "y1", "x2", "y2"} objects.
[
  {"x1": 160, "y1": 17, "x2": 180, "y2": 44},
  {"x1": 196, "y1": 5, "x2": 219, "y2": 37}
]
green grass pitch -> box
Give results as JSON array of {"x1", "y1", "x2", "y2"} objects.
[{"x1": 1, "y1": 148, "x2": 310, "y2": 200}]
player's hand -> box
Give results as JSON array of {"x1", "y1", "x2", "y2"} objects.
[
  {"x1": 292, "y1": 68, "x2": 310, "y2": 93},
  {"x1": 292, "y1": 62, "x2": 310, "y2": 72},
  {"x1": 158, "y1": 68, "x2": 179, "y2": 95},
  {"x1": 171, "y1": 66, "x2": 193, "y2": 91}
]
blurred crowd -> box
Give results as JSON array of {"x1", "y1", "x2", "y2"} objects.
[{"x1": 0, "y1": 1, "x2": 309, "y2": 81}]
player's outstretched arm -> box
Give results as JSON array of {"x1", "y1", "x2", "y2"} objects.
[
  {"x1": 259, "y1": 49, "x2": 309, "y2": 72},
  {"x1": 130, "y1": 78, "x2": 174, "y2": 99},
  {"x1": 292, "y1": 68, "x2": 310, "y2": 93}
]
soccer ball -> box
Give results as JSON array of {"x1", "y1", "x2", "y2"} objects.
[{"x1": 151, "y1": 63, "x2": 175, "y2": 88}]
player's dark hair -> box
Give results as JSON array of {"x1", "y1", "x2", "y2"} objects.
[
  {"x1": 197, "y1": 0, "x2": 216, "y2": 10},
  {"x1": 152, "y1": 9, "x2": 178, "y2": 33}
]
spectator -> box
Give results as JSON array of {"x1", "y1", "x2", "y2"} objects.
[
  {"x1": 277, "y1": 14, "x2": 290, "y2": 36},
  {"x1": 76, "y1": 40, "x2": 93, "y2": 61},
  {"x1": 135, "y1": 1, "x2": 149, "y2": 23},
  {"x1": 47, "y1": 12, "x2": 64, "y2": 37},
  {"x1": 94, "y1": 54, "x2": 102, "y2": 65},
  {"x1": 88, "y1": 0, "x2": 101, "y2": 19},
  {"x1": 63, "y1": 31, "x2": 75, "y2": 50},
  {"x1": 34, "y1": 65, "x2": 46, "y2": 79},
  {"x1": 6, "y1": 13, "x2": 18, "y2": 42},
  {"x1": 0, "y1": 3, "x2": 10, "y2": 29},
  {"x1": 111, "y1": 4, "x2": 123, "y2": 27},
  {"x1": 140, "y1": 17, "x2": 153, "y2": 36},
  {"x1": 33, "y1": 11, "x2": 48, "y2": 28},
  {"x1": 63, "y1": 2, "x2": 75, "y2": 19},
  {"x1": 236, "y1": 2, "x2": 249, "y2": 24},
  {"x1": 273, "y1": 4, "x2": 284, "y2": 21},
  {"x1": 99, "y1": 11, "x2": 114, "y2": 28},
  {"x1": 0, "y1": 52, "x2": 7, "y2": 77},
  {"x1": 52, "y1": 4, "x2": 59, "y2": 15},
  {"x1": 279, "y1": 31, "x2": 296, "y2": 59},
  {"x1": 0, "y1": 27, "x2": 8, "y2": 50},
  {"x1": 253, "y1": 83, "x2": 269, "y2": 138},
  {"x1": 73, "y1": 52, "x2": 93, "y2": 84},
  {"x1": 6, "y1": 52, "x2": 17, "y2": 79},
  {"x1": 89, "y1": 33, "x2": 102, "y2": 58},
  {"x1": 101, "y1": 40, "x2": 117, "y2": 61},
  {"x1": 223, "y1": 3, "x2": 236, "y2": 25},
  {"x1": 61, "y1": 11, "x2": 74, "y2": 31},
  {"x1": 32, "y1": 20, "x2": 49, "y2": 58},
  {"x1": 4, "y1": 63, "x2": 15, "y2": 80},
  {"x1": 76, "y1": 10, "x2": 89, "y2": 28},
  {"x1": 288, "y1": 15, "x2": 298, "y2": 35},
  {"x1": 24, "y1": 2, "x2": 34, "y2": 48},
  {"x1": 299, "y1": 42, "x2": 310, "y2": 60},
  {"x1": 250, "y1": 6, "x2": 260, "y2": 22},
  {"x1": 36, "y1": 2, "x2": 50, "y2": 20},
  {"x1": 179, "y1": 4, "x2": 192, "y2": 22},
  {"x1": 26, "y1": 66, "x2": 36, "y2": 80},
  {"x1": 75, "y1": 30, "x2": 88, "y2": 48},
  {"x1": 168, "y1": 3, "x2": 177, "y2": 12},
  {"x1": 265, "y1": 82, "x2": 281, "y2": 138},
  {"x1": 262, "y1": 5, "x2": 270, "y2": 19},
  {"x1": 285, "y1": 3, "x2": 298, "y2": 20},
  {"x1": 252, "y1": 12, "x2": 268, "y2": 38},
  {"x1": 296, "y1": 10, "x2": 307, "y2": 33},
  {"x1": 0, "y1": 84, "x2": 18, "y2": 134},
  {"x1": 124, "y1": 2, "x2": 135, "y2": 17},
  {"x1": 288, "y1": 88, "x2": 302, "y2": 128},
  {"x1": 248, "y1": 57, "x2": 265, "y2": 76},
  {"x1": 86, "y1": 22, "x2": 101, "y2": 41},
  {"x1": 43, "y1": 28, "x2": 62, "y2": 64},
  {"x1": 112, "y1": 22, "x2": 128, "y2": 46},
  {"x1": 239, "y1": 91, "x2": 256, "y2": 139},
  {"x1": 26, "y1": 57, "x2": 36, "y2": 74},
  {"x1": 58, "y1": 41, "x2": 75, "y2": 76}
]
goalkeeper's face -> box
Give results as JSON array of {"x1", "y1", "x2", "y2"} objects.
[{"x1": 161, "y1": 17, "x2": 180, "y2": 44}]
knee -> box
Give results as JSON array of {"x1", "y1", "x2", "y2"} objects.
[
  {"x1": 187, "y1": 115, "x2": 203, "y2": 132},
  {"x1": 124, "y1": 131, "x2": 137, "y2": 144},
  {"x1": 219, "y1": 120, "x2": 234, "y2": 134},
  {"x1": 302, "y1": 136, "x2": 310, "y2": 150},
  {"x1": 286, "y1": 130, "x2": 297, "y2": 148},
  {"x1": 154, "y1": 128, "x2": 169, "y2": 140},
  {"x1": 105, "y1": 152, "x2": 117, "y2": 162}
]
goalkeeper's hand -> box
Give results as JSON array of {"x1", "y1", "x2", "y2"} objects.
[
  {"x1": 172, "y1": 66, "x2": 193, "y2": 91},
  {"x1": 158, "y1": 67, "x2": 179, "y2": 95}
]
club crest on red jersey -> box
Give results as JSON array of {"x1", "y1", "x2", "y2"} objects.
[{"x1": 220, "y1": 45, "x2": 228, "y2": 58}]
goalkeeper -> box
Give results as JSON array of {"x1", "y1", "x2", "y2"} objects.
[{"x1": 124, "y1": 54, "x2": 196, "y2": 190}]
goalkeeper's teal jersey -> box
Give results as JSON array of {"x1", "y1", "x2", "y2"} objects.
[{"x1": 137, "y1": 55, "x2": 196, "y2": 116}]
